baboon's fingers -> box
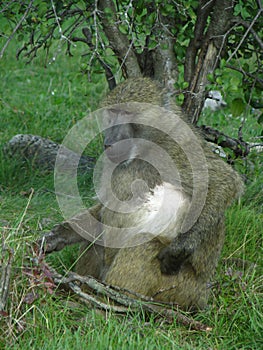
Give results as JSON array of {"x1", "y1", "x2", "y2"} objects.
[
  {"x1": 37, "y1": 221, "x2": 86, "y2": 253},
  {"x1": 37, "y1": 231, "x2": 67, "y2": 253}
]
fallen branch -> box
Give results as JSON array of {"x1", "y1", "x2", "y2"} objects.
[
  {"x1": 3, "y1": 123, "x2": 254, "y2": 176},
  {"x1": 200, "y1": 125, "x2": 250, "y2": 158},
  {"x1": 0, "y1": 245, "x2": 14, "y2": 314},
  {"x1": 45, "y1": 264, "x2": 212, "y2": 331},
  {"x1": 3, "y1": 134, "x2": 95, "y2": 173}
]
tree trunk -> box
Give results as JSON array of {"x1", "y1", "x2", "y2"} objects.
[{"x1": 183, "y1": 0, "x2": 234, "y2": 123}]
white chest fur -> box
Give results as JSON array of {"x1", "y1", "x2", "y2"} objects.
[
  {"x1": 103, "y1": 182, "x2": 190, "y2": 248},
  {"x1": 135, "y1": 182, "x2": 190, "y2": 243}
]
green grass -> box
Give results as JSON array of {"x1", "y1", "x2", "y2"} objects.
[{"x1": 0, "y1": 41, "x2": 262, "y2": 349}]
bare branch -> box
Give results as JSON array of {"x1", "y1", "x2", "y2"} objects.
[
  {"x1": 200, "y1": 125, "x2": 250, "y2": 158},
  {"x1": 227, "y1": 8, "x2": 263, "y2": 62},
  {"x1": 69, "y1": 282, "x2": 129, "y2": 313},
  {"x1": 0, "y1": 0, "x2": 34, "y2": 59}
]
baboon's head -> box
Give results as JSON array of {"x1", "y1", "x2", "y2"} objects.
[{"x1": 103, "y1": 106, "x2": 167, "y2": 166}]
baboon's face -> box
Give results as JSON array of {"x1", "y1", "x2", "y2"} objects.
[{"x1": 103, "y1": 108, "x2": 139, "y2": 164}]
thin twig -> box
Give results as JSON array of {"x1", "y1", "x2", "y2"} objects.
[
  {"x1": 0, "y1": 0, "x2": 17, "y2": 14},
  {"x1": 226, "y1": 64, "x2": 263, "y2": 87},
  {"x1": 227, "y1": 8, "x2": 263, "y2": 62},
  {"x1": 232, "y1": 17, "x2": 263, "y2": 51},
  {"x1": 69, "y1": 283, "x2": 129, "y2": 313},
  {"x1": 0, "y1": 0, "x2": 34, "y2": 59}
]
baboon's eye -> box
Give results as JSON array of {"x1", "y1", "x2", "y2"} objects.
[{"x1": 132, "y1": 124, "x2": 140, "y2": 132}]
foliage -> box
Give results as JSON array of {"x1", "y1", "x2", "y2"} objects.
[{"x1": 0, "y1": 0, "x2": 262, "y2": 127}]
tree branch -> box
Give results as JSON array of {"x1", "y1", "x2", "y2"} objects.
[
  {"x1": 200, "y1": 125, "x2": 250, "y2": 158},
  {"x1": 0, "y1": 0, "x2": 34, "y2": 59},
  {"x1": 184, "y1": 0, "x2": 215, "y2": 85},
  {"x1": 231, "y1": 17, "x2": 263, "y2": 51},
  {"x1": 97, "y1": 0, "x2": 141, "y2": 78},
  {"x1": 3, "y1": 134, "x2": 94, "y2": 172},
  {"x1": 72, "y1": 28, "x2": 116, "y2": 90},
  {"x1": 227, "y1": 8, "x2": 263, "y2": 62}
]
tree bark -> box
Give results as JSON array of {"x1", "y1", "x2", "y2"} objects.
[
  {"x1": 183, "y1": 0, "x2": 234, "y2": 123},
  {"x1": 98, "y1": 0, "x2": 141, "y2": 78},
  {"x1": 152, "y1": 14, "x2": 178, "y2": 110}
]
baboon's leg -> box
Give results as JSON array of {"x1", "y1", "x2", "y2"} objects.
[
  {"x1": 104, "y1": 239, "x2": 203, "y2": 309},
  {"x1": 75, "y1": 242, "x2": 104, "y2": 279},
  {"x1": 103, "y1": 227, "x2": 225, "y2": 310}
]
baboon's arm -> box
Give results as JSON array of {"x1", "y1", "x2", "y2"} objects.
[
  {"x1": 158, "y1": 159, "x2": 243, "y2": 275},
  {"x1": 38, "y1": 222, "x2": 83, "y2": 252},
  {"x1": 158, "y1": 207, "x2": 224, "y2": 275},
  {"x1": 38, "y1": 203, "x2": 102, "y2": 253}
]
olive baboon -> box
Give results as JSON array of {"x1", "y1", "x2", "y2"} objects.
[{"x1": 41, "y1": 78, "x2": 243, "y2": 310}]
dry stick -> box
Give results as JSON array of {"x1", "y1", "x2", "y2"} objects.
[
  {"x1": 53, "y1": 271, "x2": 147, "y2": 308},
  {"x1": 0, "y1": 247, "x2": 14, "y2": 312},
  {"x1": 69, "y1": 283, "x2": 129, "y2": 313},
  {"x1": 145, "y1": 305, "x2": 212, "y2": 332},
  {"x1": 48, "y1": 266, "x2": 212, "y2": 331}
]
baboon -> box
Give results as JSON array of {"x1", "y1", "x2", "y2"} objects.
[{"x1": 41, "y1": 78, "x2": 243, "y2": 310}]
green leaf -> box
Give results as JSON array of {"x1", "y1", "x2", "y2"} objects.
[
  {"x1": 207, "y1": 73, "x2": 214, "y2": 82},
  {"x1": 17, "y1": 33, "x2": 24, "y2": 42},
  {"x1": 176, "y1": 93, "x2": 185, "y2": 105},
  {"x1": 76, "y1": 1, "x2": 86, "y2": 11},
  {"x1": 118, "y1": 24, "x2": 128, "y2": 34},
  {"x1": 38, "y1": 3, "x2": 48, "y2": 18},
  {"x1": 40, "y1": 23, "x2": 49, "y2": 35},
  {"x1": 216, "y1": 77, "x2": 223, "y2": 85},
  {"x1": 148, "y1": 40, "x2": 158, "y2": 50},
  {"x1": 230, "y1": 98, "x2": 246, "y2": 117},
  {"x1": 220, "y1": 59, "x2": 226, "y2": 69}
]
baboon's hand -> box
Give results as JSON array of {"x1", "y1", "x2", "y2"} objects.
[
  {"x1": 37, "y1": 222, "x2": 85, "y2": 253},
  {"x1": 37, "y1": 230, "x2": 69, "y2": 253},
  {"x1": 158, "y1": 237, "x2": 194, "y2": 275}
]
